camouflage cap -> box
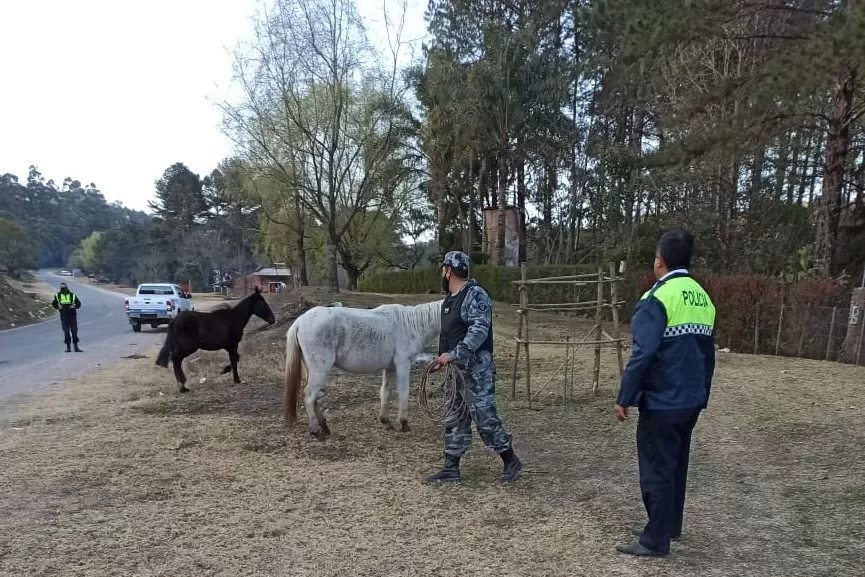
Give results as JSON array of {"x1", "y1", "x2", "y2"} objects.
[{"x1": 440, "y1": 250, "x2": 470, "y2": 271}]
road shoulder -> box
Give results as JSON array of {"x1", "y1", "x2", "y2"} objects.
[{"x1": 0, "y1": 273, "x2": 58, "y2": 330}]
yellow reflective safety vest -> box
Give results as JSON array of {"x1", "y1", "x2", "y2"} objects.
[
  {"x1": 616, "y1": 272, "x2": 717, "y2": 410},
  {"x1": 56, "y1": 292, "x2": 77, "y2": 307}
]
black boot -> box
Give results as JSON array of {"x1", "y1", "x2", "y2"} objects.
[
  {"x1": 65, "y1": 343, "x2": 71, "y2": 353},
  {"x1": 74, "y1": 344, "x2": 82, "y2": 353},
  {"x1": 499, "y1": 448, "x2": 523, "y2": 482},
  {"x1": 423, "y1": 454, "x2": 461, "y2": 484}
]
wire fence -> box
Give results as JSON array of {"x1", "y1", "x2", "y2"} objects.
[{"x1": 719, "y1": 303, "x2": 862, "y2": 364}]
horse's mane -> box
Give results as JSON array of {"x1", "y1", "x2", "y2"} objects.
[
  {"x1": 202, "y1": 303, "x2": 233, "y2": 315},
  {"x1": 380, "y1": 300, "x2": 443, "y2": 336},
  {"x1": 211, "y1": 292, "x2": 259, "y2": 314}
]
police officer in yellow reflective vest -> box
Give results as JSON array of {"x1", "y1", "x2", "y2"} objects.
[
  {"x1": 51, "y1": 282, "x2": 83, "y2": 353},
  {"x1": 614, "y1": 229, "x2": 716, "y2": 557}
]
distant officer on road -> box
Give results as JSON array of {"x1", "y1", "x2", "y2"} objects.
[
  {"x1": 424, "y1": 250, "x2": 523, "y2": 484},
  {"x1": 51, "y1": 282, "x2": 82, "y2": 353},
  {"x1": 614, "y1": 229, "x2": 716, "y2": 557}
]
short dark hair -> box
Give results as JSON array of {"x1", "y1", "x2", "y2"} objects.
[
  {"x1": 444, "y1": 265, "x2": 469, "y2": 279},
  {"x1": 451, "y1": 267, "x2": 469, "y2": 279},
  {"x1": 657, "y1": 228, "x2": 694, "y2": 270}
]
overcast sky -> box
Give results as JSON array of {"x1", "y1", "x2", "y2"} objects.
[{"x1": 0, "y1": 0, "x2": 428, "y2": 213}]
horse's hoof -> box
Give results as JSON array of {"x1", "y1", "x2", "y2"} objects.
[
  {"x1": 379, "y1": 416, "x2": 394, "y2": 430},
  {"x1": 178, "y1": 386, "x2": 189, "y2": 393},
  {"x1": 399, "y1": 420, "x2": 410, "y2": 433},
  {"x1": 311, "y1": 429, "x2": 328, "y2": 442},
  {"x1": 321, "y1": 422, "x2": 331, "y2": 436}
]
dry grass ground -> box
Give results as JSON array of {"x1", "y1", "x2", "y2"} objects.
[{"x1": 1, "y1": 287, "x2": 863, "y2": 577}]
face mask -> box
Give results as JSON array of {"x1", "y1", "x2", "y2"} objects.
[{"x1": 60, "y1": 287, "x2": 68, "y2": 292}]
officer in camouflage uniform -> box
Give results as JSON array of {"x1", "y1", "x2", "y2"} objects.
[{"x1": 424, "y1": 250, "x2": 523, "y2": 484}]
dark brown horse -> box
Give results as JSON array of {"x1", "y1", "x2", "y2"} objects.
[{"x1": 155, "y1": 286, "x2": 276, "y2": 392}]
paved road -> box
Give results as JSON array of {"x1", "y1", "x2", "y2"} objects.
[{"x1": 0, "y1": 271, "x2": 166, "y2": 400}]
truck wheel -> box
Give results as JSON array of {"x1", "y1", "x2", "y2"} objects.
[{"x1": 132, "y1": 321, "x2": 141, "y2": 333}]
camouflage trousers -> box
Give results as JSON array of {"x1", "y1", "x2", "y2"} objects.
[{"x1": 444, "y1": 351, "x2": 513, "y2": 457}]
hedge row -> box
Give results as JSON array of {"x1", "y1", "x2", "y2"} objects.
[
  {"x1": 357, "y1": 264, "x2": 601, "y2": 303},
  {"x1": 359, "y1": 266, "x2": 854, "y2": 359},
  {"x1": 633, "y1": 272, "x2": 851, "y2": 357}
]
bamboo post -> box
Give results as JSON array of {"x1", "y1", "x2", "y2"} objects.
[
  {"x1": 797, "y1": 303, "x2": 811, "y2": 358},
  {"x1": 753, "y1": 303, "x2": 760, "y2": 355},
  {"x1": 569, "y1": 337, "x2": 575, "y2": 403},
  {"x1": 511, "y1": 264, "x2": 528, "y2": 400},
  {"x1": 774, "y1": 304, "x2": 785, "y2": 356},
  {"x1": 856, "y1": 311, "x2": 865, "y2": 366},
  {"x1": 825, "y1": 306, "x2": 837, "y2": 361},
  {"x1": 524, "y1": 273, "x2": 532, "y2": 409},
  {"x1": 510, "y1": 309, "x2": 524, "y2": 400},
  {"x1": 592, "y1": 267, "x2": 603, "y2": 395},
  {"x1": 609, "y1": 262, "x2": 624, "y2": 377},
  {"x1": 564, "y1": 335, "x2": 570, "y2": 405}
]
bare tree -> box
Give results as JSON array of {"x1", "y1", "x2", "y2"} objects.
[{"x1": 221, "y1": 0, "x2": 412, "y2": 292}]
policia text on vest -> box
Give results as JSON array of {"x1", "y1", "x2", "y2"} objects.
[
  {"x1": 618, "y1": 273, "x2": 716, "y2": 412},
  {"x1": 51, "y1": 285, "x2": 83, "y2": 353}
]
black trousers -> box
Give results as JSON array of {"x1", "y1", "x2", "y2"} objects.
[
  {"x1": 636, "y1": 407, "x2": 701, "y2": 553},
  {"x1": 59, "y1": 307, "x2": 79, "y2": 345}
]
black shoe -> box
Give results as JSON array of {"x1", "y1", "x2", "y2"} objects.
[
  {"x1": 615, "y1": 542, "x2": 668, "y2": 557},
  {"x1": 632, "y1": 528, "x2": 680, "y2": 541},
  {"x1": 65, "y1": 345, "x2": 71, "y2": 353},
  {"x1": 499, "y1": 448, "x2": 523, "y2": 482},
  {"x1": 423, "y1": 454, "x2": 461, "y2": 484},
  {"x1": 74, "y1": 345, "x2": 83, "y2": 353}
]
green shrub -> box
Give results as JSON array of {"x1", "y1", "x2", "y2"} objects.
[{"x1": 358, "y1": 264, "x2": 603, "y2": 302}]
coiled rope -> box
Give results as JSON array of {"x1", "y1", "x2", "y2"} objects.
[{"x1": 417, "y1": 361, "x2": 471, "y2": 427}]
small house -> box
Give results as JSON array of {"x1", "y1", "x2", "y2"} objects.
[{"x1": 244, "y1": 266, "x2": 293, "y2": 293}]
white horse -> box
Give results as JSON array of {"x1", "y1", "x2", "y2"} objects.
[{"x1": 283, "y1": 300, "x2": 443, "y2": 440}]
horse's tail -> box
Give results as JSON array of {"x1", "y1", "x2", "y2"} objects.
[
  {"x1": 155, "y1": 322, "x2": 175, "y2": 368},
  {"x1": 284, "y1": 320, "x2": 304, "y2": 427}
]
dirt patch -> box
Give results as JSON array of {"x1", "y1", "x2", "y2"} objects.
[
  {"x1": 0, "y1": 274, "x2": 57, "y2": 329},
  {"x1": 0, "y1": 290, "x2": 862, "y2": 576}
]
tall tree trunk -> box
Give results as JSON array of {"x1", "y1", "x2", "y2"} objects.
[
  {"x1": 325, "y1": 226, "x2": 340, "y2": 293},
  {"x1": 517, "y1": 155, "x2": 527, "y2": 264},
  {"x1": 496, "y1": 149, "x2": 508, "y2": 265},
  {"x1": 432, "y1": 159, "x2": 448, "y2": 256},
  {"x1": 542, "y1": 162, "x2": 553, "y2": 237},
  {"x1": 295, "y1": 230, "x2": 309, "y2": 286},
  {"x1": 786, "y1": 131, "x2": 804, "y2": 204},
  {"x1": 467, "y1": 153, "x2": 479, "y2": 263},
  {"x1": 626, "y1": 107, "x2": 645, "y2": 262},
  {"x1": 815, "y1": 68, "x2": 856, "y2": 277},
  {"x1": 294, "y1": 194, "x2": 309, "y2": 286},
  {"x1": 775, "y1": 134, "x2": 790, "y2": 201},
  {"x1": 796, "y1": 132, "x2": 815, "y2": 205},
  {"x1": 341, "y1": 261, "x2": 360, "y2": 291},
  {"x1": 808, "y1": 130, "x2": 824, "y2": 205},
  {"x1": 854, "y1": 155, "x2": 865, "y2": 204}
]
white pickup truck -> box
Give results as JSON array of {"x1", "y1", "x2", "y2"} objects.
[{"x1": 125, "y1": 283, "x2": 194, "y2": 332}]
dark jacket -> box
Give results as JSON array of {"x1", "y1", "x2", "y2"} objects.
[{"x1": 616, "y1": 272, "x2": 716, "y2": 411}]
